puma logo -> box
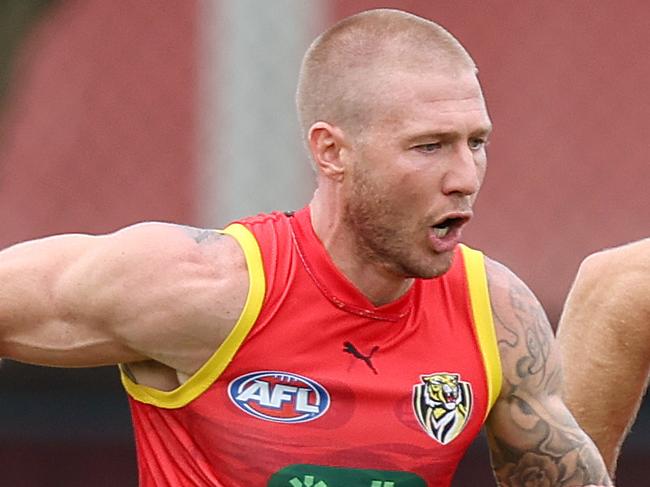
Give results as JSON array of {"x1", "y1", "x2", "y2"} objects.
[{"x1": 343, "y1": 341, "x2": 379, "y2": 375}]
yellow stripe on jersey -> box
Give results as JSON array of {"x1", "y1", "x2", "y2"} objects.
[
  {"x1": 120, "y1": 223, "x2": 266, "y2": 409},
  {"x1": 459, "y1": 244, "x2": 502, "y2": 419}
]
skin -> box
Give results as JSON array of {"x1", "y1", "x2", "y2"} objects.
[
  {"x1": 0, "y1": 224, "x2": 248, "y2": 390},
  {"x1": 309, "y1": 70, "x2": 489, "y2": 305},
  {"x1": 486, "y1": 258, "x2": 611, "y2": 486},
  {"x1": 0, "y1": 9, "x2": 611, "y2": 486},
  {"x1": 557, "y1": 239, "x2": 650, "y2": 478}
]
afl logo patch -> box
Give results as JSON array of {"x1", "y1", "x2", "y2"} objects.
[{"x1": 228, "y1": 371, "x2": 330, "y2": 423}]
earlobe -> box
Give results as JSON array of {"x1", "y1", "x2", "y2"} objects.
[{"x1": 308, "y1": 122, "x2": 346, "y2": 180}]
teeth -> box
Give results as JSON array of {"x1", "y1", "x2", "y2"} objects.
[{"x1": 433, "y1": 226, "x2": 449, "y2": 238}]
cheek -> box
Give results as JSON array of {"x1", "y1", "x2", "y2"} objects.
[
  {"x1": 397, "y1": 168, "x2": 445, "y2": 201},
  {"x1": 351, "y1": 151, "x2": 447, "y2": 209},
  {"x1": 347, "y1": 171, "x2": 415, "y2": 225},
  {"x1": 376, "y1": 173, "x2": 430, "y2": 211}
]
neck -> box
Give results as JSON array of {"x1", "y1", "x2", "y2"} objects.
[{"x1": 309, "y1": 191, "x2": 413, "y2": 306}]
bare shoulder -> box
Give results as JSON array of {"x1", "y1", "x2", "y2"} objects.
[
  {"x1": 76, "y1": 221, "x2": 250, "y2": 373},
  {"x1": 110, "y1": 221, "x2": 243, "y2": 263},
  {"x1": 483, "y1": 255, "x2": 543, "y2": 305},
  {"x1": 483, "y1": 257, "x2": 553, "y2": 352},
  {"x1": 97, "y1": 221, "x2": 248, "y2": 303},
  {"x1": 482, "y1": 257, "x2": 558, "y2": 394}
]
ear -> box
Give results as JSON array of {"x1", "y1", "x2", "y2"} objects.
[{"x1": 307, "y1": 122, "x2": 348, "y2": 181}]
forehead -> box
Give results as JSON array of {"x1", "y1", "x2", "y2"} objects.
[{"x1": 367, "y1": 70, "x2": 491, "y2": 134}]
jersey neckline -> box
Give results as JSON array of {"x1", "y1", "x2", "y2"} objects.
[{"x1": 289, "y1": 206, "x2": 414, "y2": 322}]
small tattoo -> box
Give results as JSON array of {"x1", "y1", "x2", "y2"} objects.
[
  {"x1": 195, "y1": 230, "x2": 216, "y2": 243},
  {"x1": 181, "y1": 226, "x2": 222, "y2": 245}
]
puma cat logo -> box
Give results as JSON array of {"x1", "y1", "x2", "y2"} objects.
[{"x1": 343, "y1": 341, "x2": 379, "y2": 375}]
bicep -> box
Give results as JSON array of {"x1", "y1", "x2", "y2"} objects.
[
  {"x1": 483, "y1": 258, "x2": 611, "y2": 486},
  {"x1": 0, "y1": 222, "x2": 246, "y2": 371}
]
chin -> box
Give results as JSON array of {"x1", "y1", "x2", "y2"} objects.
[
  {"x1": 434, "y1": 251, "x2": 457, "y2": 276},
  {"x1": 400, "y1": 251, "x2": 455, "y2": 280}
]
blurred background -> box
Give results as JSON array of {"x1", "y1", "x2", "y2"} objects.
[{"x1": 0, "y1": 0, "x2": 647, "y2": 485}]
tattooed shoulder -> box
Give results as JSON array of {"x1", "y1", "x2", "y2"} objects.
[
  {"x1": 484, "y1": 257, "x2": 560, "y2": 396},
  {"x1": 180, "y1": 225, "x2": 224, "y2": 246}
]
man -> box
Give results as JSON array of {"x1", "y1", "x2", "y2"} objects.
[
  {"x1": 0, "y1": 9, "x2": 611, "y2": 486},
  {"x1": 558, "y1": 238, "x2": 650, "y2": 479}
]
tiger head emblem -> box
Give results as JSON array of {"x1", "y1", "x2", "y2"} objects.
[{"x1": 412, "y1": 372, "x2": 472, "y2": 445}]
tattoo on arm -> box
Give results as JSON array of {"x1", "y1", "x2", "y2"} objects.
[
  {"x1": 181, "y1": 226, "x2": 223, "y2": 246},
  {"x1": 487, "y1": 263, "x2": 612, "y2": 486},
  {"x1": 499, "y1": 277, "x2": 554, "y2": 391}
]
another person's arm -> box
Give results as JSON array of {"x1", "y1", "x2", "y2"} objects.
[
  {"x1": 483, "y1": 258, "x2": 612, "y2": 487},
  {"x1": 557, "y1": 239, "x2": 650, "y2": 476},
  {"x1": 0, "y1": 222, "x2": 248, "y2": 388}
]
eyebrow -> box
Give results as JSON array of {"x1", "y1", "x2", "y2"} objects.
[
  {"x1": 406, "y1": 125, "x2": 493, "y2": 143},
  {"x1": 477, "y1": 124, "x2": 493, "y2": 136}
]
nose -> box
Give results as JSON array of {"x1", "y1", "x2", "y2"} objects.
[{"x1": 441, "y1": 145, "x2": 483, "y2": 197}]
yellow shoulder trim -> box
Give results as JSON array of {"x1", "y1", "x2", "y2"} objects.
[
  {"x1": 459, "y1": 244, "x2": 502, "y2": 419},
  {"x1": 120, "y1": 223, "x2": 266, "y2": 409}
]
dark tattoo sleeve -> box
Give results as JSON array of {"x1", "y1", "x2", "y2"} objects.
[{"x1": 485, "y1": 260, "x2": 612, "y2": 487}]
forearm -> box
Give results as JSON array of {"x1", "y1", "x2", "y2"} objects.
[
  {"x1": 487, "y1": 392, "x2": 612, "y2": 486},
  {"x1": 0, "y1": 233, "x2": 129, "y2": 366},
  {"x1": 0, "y1": 236, "x2": 68, "y2": 359}
]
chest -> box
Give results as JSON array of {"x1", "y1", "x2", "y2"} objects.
[
  {"x1": 186, "y1": 276, "x2": 489, "y2": 485},
  {"x1": 223, "y1": 278, "x2": 487, "y2": 430}
]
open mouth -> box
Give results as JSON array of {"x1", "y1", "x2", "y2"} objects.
[
  {"x1": 444, "y1": 392, "x2": 457, "y2": 403},
  {"x1": 431, "y1": 217, "x2": 466, "y2": 238}
]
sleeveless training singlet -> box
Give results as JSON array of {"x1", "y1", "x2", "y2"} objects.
[{"x1": 121, "y1": 207, "x2": 502, "y2": 487}]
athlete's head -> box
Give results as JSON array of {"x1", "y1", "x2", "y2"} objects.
[{"x1": 298, "y1": 9, "x2": 492, "y2": 279}]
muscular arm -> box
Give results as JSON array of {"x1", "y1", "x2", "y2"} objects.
[
  {"x1": 484, "y1": 258, "x2": 612, "y2": 487},
  {"x1": 0, "y1": 223, "x2": 248, "y2": 382},
  {"x1": 557, "y1": 240, "x2": 650, "y2": 476}
]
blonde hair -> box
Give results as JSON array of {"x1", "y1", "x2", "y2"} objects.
[{"x1": 296, "y1": 9, "x2": 476, "y2": 144}]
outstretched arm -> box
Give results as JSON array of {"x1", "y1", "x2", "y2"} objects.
[
  {"x1": 557, "y1": 240, "x2": 650, "y2": 477},
  {"x1": 0, "y1": 222, "x2": 248, "y2": 379},
  {"x1": 484, "y1": 258, "x2": 612, "y2": 487}
]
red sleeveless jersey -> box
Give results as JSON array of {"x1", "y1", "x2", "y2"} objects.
[{"x1": 121, "y1": 207, "x2": 501, "y2": 486}]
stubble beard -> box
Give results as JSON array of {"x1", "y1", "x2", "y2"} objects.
[{"x1": 342, "y1": 168, "x2": 453, "y2": 280}]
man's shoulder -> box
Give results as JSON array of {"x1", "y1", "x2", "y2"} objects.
[
  {"x1": 478, "y1": 254, "x2": 547, "y2": 332},
  {"x1": 105, "y1": 221, "x2": 248, "y2": 286},
  {"x1": 479, "y1": 253, "x2": 528, "y2": 295}
]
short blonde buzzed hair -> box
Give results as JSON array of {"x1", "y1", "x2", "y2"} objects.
[{"x1": 296, "y1": 9, "x2": 476, "y2": 145}]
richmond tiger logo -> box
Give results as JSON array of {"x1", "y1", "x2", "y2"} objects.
[{"x1": 412, "y1": 372, "x2": 472, "y2": 445}]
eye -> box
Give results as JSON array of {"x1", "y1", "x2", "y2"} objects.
[
  {"x1": 414, "y1": 142, "x2": 442, "y2": 153},
  {"x1": 468, "y1": 137, "x2": 488, "y2": 151}
]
